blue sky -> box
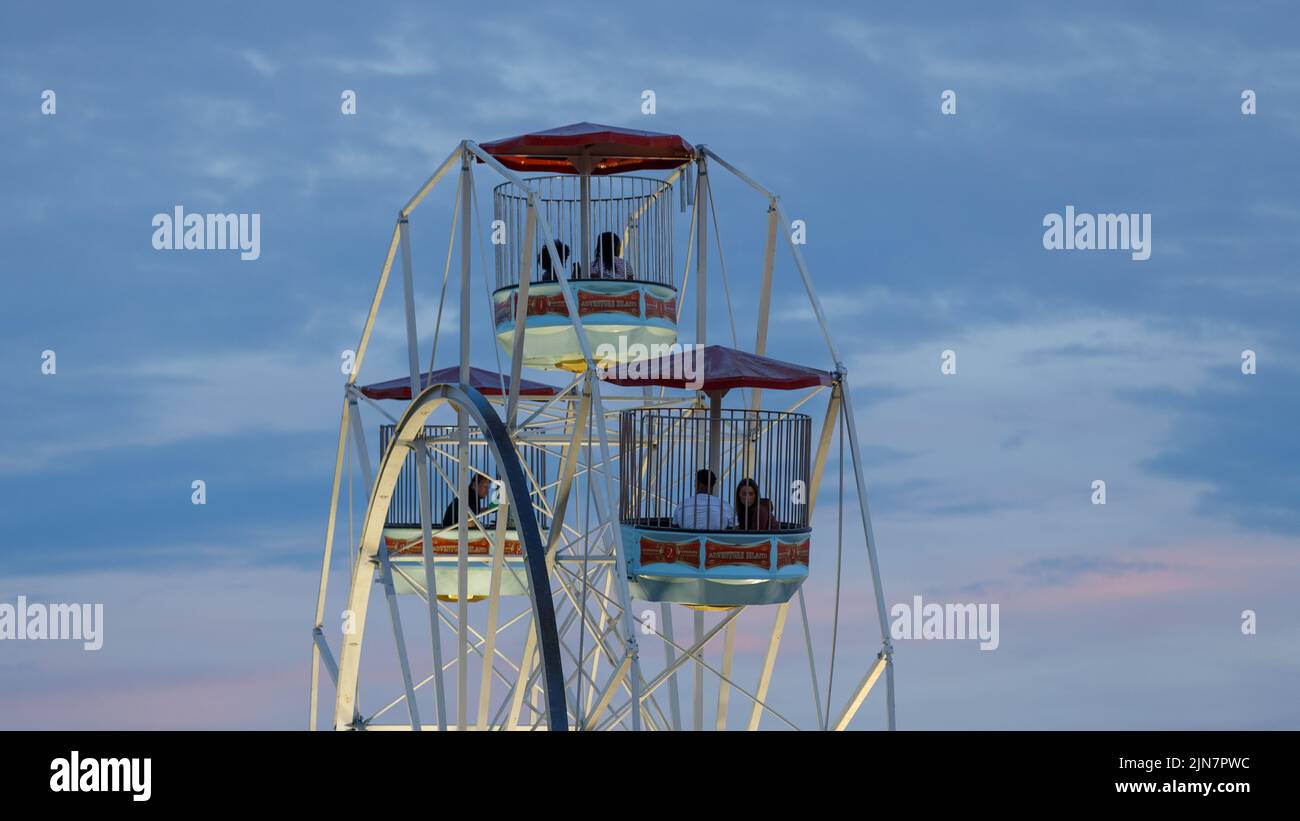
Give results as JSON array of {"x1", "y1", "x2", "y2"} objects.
[{"x1": 2, "y1": 1, "x2": 1298, "y2": 729}]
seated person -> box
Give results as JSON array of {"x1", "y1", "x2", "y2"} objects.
[
  {"x1": 734, "y1": 478, "x2": 776, "y2": 530},
  {"x1": 590, "y1": 232, "x2": 632, "y2": 279},
  {"x1": 671, "y1": 468, "x2": 736, "y2": 530},
  {"x1": 441, "y1": 474, "x2": 492, "y2": 528},
  {"x1": 537, "y1": 241, "x2": 572, "y2": 282}
]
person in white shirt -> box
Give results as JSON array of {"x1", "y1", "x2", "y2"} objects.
[
  {"x1": 590, "y1": 232, "x2": 633, "y2": 279},
  {"x1": 671, "y1": 468, "x2": 736, "y2": 530}
]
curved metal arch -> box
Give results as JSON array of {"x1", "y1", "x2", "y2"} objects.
[{"x1": 333, "y1": 382, "x2": 567, "y2": 731}]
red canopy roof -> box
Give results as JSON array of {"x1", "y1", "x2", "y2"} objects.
[
  {"x1": 478, "y1": 122, "x2": 695, "y2": 175},
  {"x1": 599, "y1": 346, "x2": 835, "y2": 393},
  {"x1": 360, "y1": 366, "x2": 559, "y2": 401}
]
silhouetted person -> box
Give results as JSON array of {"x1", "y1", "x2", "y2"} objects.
[
  {"x1": 591, "y1": 231, "x2": 631, "y2": 279},
  {"x1": 538, "y1": 241, "x2": 572, "y2": 282},
  {"x1": 442, "y1": 474, "x2": 492, "y2": 528}
]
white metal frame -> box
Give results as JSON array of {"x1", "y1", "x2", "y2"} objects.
[{"x1": 308, "y1": 135, "x2": 896, "y2": 732}]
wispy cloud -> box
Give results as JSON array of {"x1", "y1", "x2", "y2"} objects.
[
  {"x1": 1014, "y1": 555, "x2": 1169, "y2": 586},
  {"x1": 313, "y1": 32, "x2": 438, "y2": 77},
  {"x1": 240, "y1": 49, "x2": 279, "y2": 78}
]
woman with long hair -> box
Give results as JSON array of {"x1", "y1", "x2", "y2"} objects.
[
  {"x1": 591, "y1": 231, "x2": 631, "y2": 279},
  {"x1": 734, "y1": 478, "x2": 775, "y2": 530}
]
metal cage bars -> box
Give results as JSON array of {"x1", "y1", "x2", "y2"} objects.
[
  {"x1": 380, "y1": 424, "x2": 552, "y2": 530},
  {"x1": 493, "y1": 175, "x2": 674, "y2": 287},
  {"x1": 618, "y1": 407, "x2": 812, "y2": 531}
]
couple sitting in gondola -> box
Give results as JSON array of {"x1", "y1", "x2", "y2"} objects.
[
  {"x1": 670, "y1": 469, "x2": 776, "y2": 531},
  {"x1": 538, "y1": 231, "x2": 632, "y2": 281}
]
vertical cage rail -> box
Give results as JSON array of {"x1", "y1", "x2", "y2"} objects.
[
  {"x1": 379, "y1": 424, "x2": 551, "y2": 529},
  {"x1": 619, "y1": 408, "x2": 811, "y2": 531},
  {"x1": 493, "y1": 175, "x2": 675, "y2": 288}
]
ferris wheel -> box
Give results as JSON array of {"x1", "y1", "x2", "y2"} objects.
[{"x1": 308, "y1": 123, "x2": 895, "y2": 731}]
